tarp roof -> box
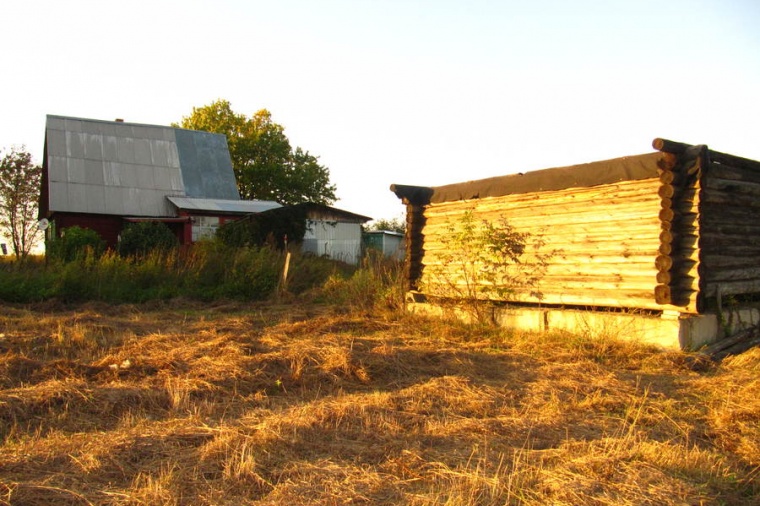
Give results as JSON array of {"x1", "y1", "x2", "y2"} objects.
[{"x1": 392, "y1": 151, "x2": 663, "y2": 205}]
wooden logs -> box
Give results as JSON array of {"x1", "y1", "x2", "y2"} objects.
[
  {"x1": 654, "y1": 145, "x2": 703, "y2": 311},
  {"x1": 420, "y1": 176, "x2": 665, "y2": 311},
  {"x1": 700, "y1": 153, "x2": 760, "y2": 301},
  {"x1": 403, "y1": 139, "x2": 760, "y2": 314}
]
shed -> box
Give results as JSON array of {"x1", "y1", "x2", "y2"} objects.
[
  {"x1": 363, "y1": 230, "x2": 405, "y2": 260},
  {"x1": 219, "y1": 203, "x2": 372, "y2": 264},
  {"x1": 39, "y1": 115, "x2": 280, "y2": 247},
  {"x1": 298, "y1": 204, "x2": 372, "y2": 264},
  {"x1": 391, "y1": 139, "x2": 760, "y2": 348}
]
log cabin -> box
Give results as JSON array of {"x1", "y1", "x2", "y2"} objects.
[{"x1": 391, "y1": 139, "x2": 760, "y2": 349}]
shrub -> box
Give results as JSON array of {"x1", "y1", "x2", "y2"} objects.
[
  {"x1": 316, "y1": 251, "x2": 404, "y2": 312},
  {"x1": 0, "y1": 257, "x2": 55, "y2": 302},
  {"x1": 46, "y1": 226, "x2": 106, "y2": 262},
  {"x1": 218, "y1": 207, "x2": 308, "y2": 249},
  {"x1": 118, "y1": 222, "x2": 178, "y2": 257},
  {"x1": 421, "y1": 209, "x2": 554, "y2": 324},
  {"x1": 181, "y1": 241, "x2": 281, "y2": 301}
]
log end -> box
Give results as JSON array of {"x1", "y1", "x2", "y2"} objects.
[{"x1": 655, "y1": 284, "x2": 671, "y2": 304}]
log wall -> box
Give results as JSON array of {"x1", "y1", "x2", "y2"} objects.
[
  {"x1": 652, "y1": 141, "x2": 703, "y2": 312},
  {"x1": 653, "y1": 140, "x2": 760, "y2": 311},
  {"x1": 700, "y1": 151, "x2": 760, "y2": 301},
  {"x1": 420, "y1": 177, "x2": 667, "y2": 311},
  {"x1": 393, "y1": 140, "x2": 760, "y2": 315}
]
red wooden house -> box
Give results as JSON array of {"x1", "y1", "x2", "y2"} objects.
[{"x1": 39, "y1": 115, "x2": 281, "y2": 248}]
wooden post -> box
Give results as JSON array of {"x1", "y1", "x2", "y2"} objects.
[{"x1": 281, "y1": 251, "x2": 291, "y2": 290}]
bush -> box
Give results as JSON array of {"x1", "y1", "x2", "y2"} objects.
[
  {"x1": 46, "y1": 226, "x2": 106, "y2": 263},
  {"x1": 118, "y1": 222, "x2": 178, "y2": 257},
  {"x1": 316, "y1": 251, "x2": 404, "y2": 312},
  {"x1": 183, "y1": 241, "x2": 281, "y2": 301},
  {"x1": 0, "y1": 257, "x2": 55, "y2": 302}
]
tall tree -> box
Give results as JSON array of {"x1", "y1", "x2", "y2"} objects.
[
  {"x1": 176, "y1": 100, "x2": 337, "y2": 206},
  {"x1": 0, "y1": 147, "x2": 42, "y2": 260}
]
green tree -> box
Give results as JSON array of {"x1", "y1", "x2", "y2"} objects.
[
  {"x1": 175, "y1": 100, "x2": 337, "y2": 206},
  {"x1": 0, "y1": 147, "x2": 42, "y2": 260},
  {"x1": 366, "y1": 217, "x2": 406, "y2": 234}
]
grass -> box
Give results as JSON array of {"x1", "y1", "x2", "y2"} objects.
[
  {"x1": 0, "y1": 299, "x2": 758, "y2": 505},
  {"x1": 0, "y1": 244, "x2": 351, "y2": 304}
]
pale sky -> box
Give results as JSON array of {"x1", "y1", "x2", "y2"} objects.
[{"x1": 2, "y1": 0, "x2": 759, "y2": 222}]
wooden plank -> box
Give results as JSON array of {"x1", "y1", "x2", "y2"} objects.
[
  {"x1": 421, "y1": 260, "x2": 658, "y2": 280},
  {"x1": 709, "y1": 151, "x2": 760, "y2": 174},
  {"x1": 425, "y1": 198, "x2": 662, "y2": 223},
  {"x1": 425, "y1": 209, "x2": 661, "y2": 230},
  {"x1": 424, "y1": 179, "x2": 661, "y2": 214},
  {"x1": 701, "y1": 254, "x2": 758, "y2": 269},
  {"x1": 700, "y1": 243, "x2": 760, "y2": 256},
  {"x1": 701, "y1": 188, "x2": 760, "y2": 207},
  {"x1": 703, "y1": 266, "x2": 760, "y2": 282},
  {"x1": 422, "y1": 218, "x2": 662, "y2": 239},
  {"x1": 700, "y1": 204, "x2": 760, "y2": 222},
  {"x1": 422, "y1": 242, "x2": 659, "y2": 258},
  {"x1": 703, "y1": 176, "x2": 760, "y2": 196},
  {"x1": 699, "y1": 323, "x2": 760, "y2": 360},
  {"x1": 703, "y1": 278, "x2": 760, "y2": 297}
]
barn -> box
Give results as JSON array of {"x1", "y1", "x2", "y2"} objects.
[
  {"x1": 300, "y1": 204, "x2": 372, "y2": 264},
  {"x1": 391, "y1": 139, "x2": 760, "y2": 349},
  {"x1": 39, "y1": 115, "x2": 281, "y2": 247}
]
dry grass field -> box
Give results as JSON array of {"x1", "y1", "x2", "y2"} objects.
[{"x1": 1, "y1": 300, "x2": 758, "y2": 505}]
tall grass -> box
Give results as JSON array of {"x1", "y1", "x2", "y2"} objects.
[
  {"x1": 317, "y1": 250, "x2": 405, "y2": 312},
  {"x1": 0, "y1": 243, "x2": 405, "y2": 307}
]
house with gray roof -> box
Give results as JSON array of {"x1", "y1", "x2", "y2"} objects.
[
  {"x1": 39, "y1": 115, "x2": 373, "y2": 263},
  {"x1": 39, "y1": 115, "x2": 282, "y2": 247}
]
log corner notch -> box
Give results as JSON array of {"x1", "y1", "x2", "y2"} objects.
[
  {"x1": 652, "y1": 138, "x2": 708, "y2": 313},
  {"x1": 389, "y1": 184, "x2": 434, "y2": 292},
  {"x1": 389, "y1": 184, "x2": 434, "y2": 206}
]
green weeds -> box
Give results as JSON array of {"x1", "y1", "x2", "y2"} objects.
[{"x1": 0, "y1": 242, "x2": 404, "y2": 307}]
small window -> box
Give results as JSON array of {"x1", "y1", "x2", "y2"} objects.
[{"x1": 192, "y1": 216, "x2": 220, "y2": 241}]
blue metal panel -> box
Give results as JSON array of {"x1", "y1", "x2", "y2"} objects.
[{"x1": 174, "y1": 129, "x2": 239, "y2": 200}]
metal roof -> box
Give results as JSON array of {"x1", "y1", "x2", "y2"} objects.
[
  {"x1": 365, "y1": 230, "x2": 404, "y2": 237},
  {"x1": 167, "y1": 196, "x2": 282, "y2": 214},
  {"x1": 44, "y1": 115, "x2": 240, "y2": 217}
]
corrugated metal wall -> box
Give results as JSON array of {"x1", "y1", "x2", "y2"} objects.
[{"x1": 303, "y1": 220, "x2": 363, "y2": 264}]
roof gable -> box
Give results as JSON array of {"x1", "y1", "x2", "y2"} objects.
[
  {"x1": 174, "y1": 129, "x2": 239, "y2": 199},
  {"x1": 43, "y1": 115, "x2": 239, "y2": 218}
]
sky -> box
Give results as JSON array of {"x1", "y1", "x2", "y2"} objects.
[{"x1": 2, "y1": 0, "x2": 759, "y2": 223}]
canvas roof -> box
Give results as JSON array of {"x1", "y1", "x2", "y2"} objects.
[
  {"x1": 42, "y1": 115, "x2": 240, "y2": 218},
  {"x1": 392, "y1": 151, "x2": 663, "y2": 205}
]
